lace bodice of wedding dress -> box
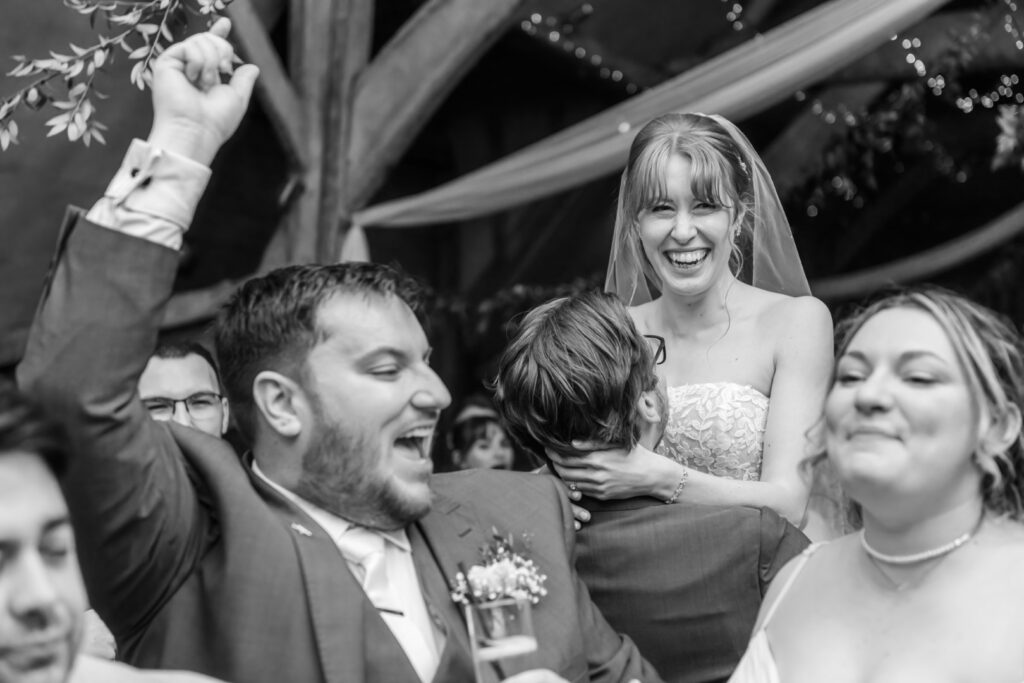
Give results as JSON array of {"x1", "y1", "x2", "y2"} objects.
[{"x1": 656, "y1": 382, "x2": 769, "y2": 481}]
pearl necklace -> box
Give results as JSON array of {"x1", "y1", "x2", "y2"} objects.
[{"x1": 860, "y1": 515, "x2": 984, "y2": 565}]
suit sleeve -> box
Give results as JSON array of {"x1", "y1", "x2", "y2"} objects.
[
  {"x1": 757, "y1": 507, "x2": 811, "y2": 594},
  {"x1": 547, "y1": 477, "x2": 665, "y2": 683},
  {"x1": 16, "y1": 211, "x2": 211, "y2": 641}
]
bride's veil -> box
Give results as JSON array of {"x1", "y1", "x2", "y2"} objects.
[{"x1": 605, "y1": 113, "x2": 810, "y2": 305}]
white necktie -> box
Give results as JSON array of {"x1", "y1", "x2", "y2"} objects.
[{"x1": 338, "y1": 526, "x2": 440, "y2": 683}]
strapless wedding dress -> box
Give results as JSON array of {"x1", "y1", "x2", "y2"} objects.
[{"x1": 657, "y1": 382, "x2": 769, "y2": 481}]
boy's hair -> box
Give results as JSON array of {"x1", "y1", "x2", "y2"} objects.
[{"x1": 494, "y1": 290, "x2": 656, "y2": 461}]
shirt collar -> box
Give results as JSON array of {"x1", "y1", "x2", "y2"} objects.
[{"x1": 251, "y1": 460, "x2": 410, "y2": 552}]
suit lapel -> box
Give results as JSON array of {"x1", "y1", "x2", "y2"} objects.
[
  {"x1": 410, "y1": 493, "x2": 503, "y2": 683},
  {"x1": 247, "y1": 464, "x2": 420, "y2": 683}
]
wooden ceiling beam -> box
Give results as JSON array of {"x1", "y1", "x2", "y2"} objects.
[
  {"x1": 226, "y1": 0, "x2": 307, "y2": 169},
  {"x1": 833, "y1": 8, "x2": 1024, "y2": 83},
  {"x1": 315, "y1": 0, "x2": 374, "y2": 261},
  {"x1": 345, "y1": 0, "x2": 529, "y2": 211},
  {"x1": 257, "y1": 0, "x2": 335, "y2": 270},
  {"x1": 248, "y1": 0, "x2": 285, "y2": 29}
]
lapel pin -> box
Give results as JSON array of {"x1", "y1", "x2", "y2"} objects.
[{"x1": 290, "y1": 522, "x2": 313, "y2": 537}]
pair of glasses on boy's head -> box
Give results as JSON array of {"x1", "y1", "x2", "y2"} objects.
[
  {"x1": 142, "y1": 392, "x2": 223, "y2": 421},
  {"x1": 643, "y1": 334, "x2": 667, "y2": 366}
]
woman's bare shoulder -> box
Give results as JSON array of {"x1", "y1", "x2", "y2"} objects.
[
  {"x1": 753, "y1": 291, "x2": 831, "y2": 325},
  {"x1": 744, "y1": 290, "x2": 833, "y2": 350}
]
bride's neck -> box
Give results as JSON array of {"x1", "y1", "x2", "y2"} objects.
[
  {"x1": 861, "y1": 497, "x2": 985, "y2": 557},
  {"x1": 655, "y1": 276, "x2": 737, "y2": 332}
]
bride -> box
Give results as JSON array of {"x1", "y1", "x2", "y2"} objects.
[{"x1": 549, "y1": 113, "x2": 836, "y2": 537}]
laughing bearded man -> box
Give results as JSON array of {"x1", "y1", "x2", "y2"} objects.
[{"x1": 17, "y1": 18, "x2": 659, "y2": 683}]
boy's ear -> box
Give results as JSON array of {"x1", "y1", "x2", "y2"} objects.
[{"x1": 636, "y1": 390, "x2": 662, "y2": 426}]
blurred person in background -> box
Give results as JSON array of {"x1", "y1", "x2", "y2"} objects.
[
  {"x1": 139, "y1": 341, "x2": 228, "y2": 438},
  {"x1": 446, "y1": 396, "x2": 515, "y2": 471}
]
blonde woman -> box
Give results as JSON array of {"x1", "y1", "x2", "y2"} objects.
[{"x1": 730, "y1": 287, "x2": 1024, "y2": 682}]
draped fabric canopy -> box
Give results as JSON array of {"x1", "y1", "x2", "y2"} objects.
[
  {"x1": 351, "y1": 0, "x2": 951, "y2": 230},
  {"x1": 810, "y1": 201, "x2": 1024, "y2": 300}
]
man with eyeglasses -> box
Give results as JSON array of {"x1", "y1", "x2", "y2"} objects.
[
  {"x1": 494, "y1": 290, "x2": 808, "y2": 683},
  {"x1": 139, "y1": 342, "x2": 228, "y2": 438}
]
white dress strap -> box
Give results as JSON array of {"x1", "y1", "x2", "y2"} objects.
[{"x1": 760, "y1": 542, "x2": 822, "y2": 628}]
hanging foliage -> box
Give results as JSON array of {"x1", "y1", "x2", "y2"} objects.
[{"x1": 0, "y1": 0, "x2": 232, "y2": 150}]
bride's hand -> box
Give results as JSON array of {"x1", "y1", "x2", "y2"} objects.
[
  {"x1": 546, "y1": 440, "x2": 660, "y2": 501},
  {"x1": 533, "y1": 464, "x2": 592, "y2": 530}
]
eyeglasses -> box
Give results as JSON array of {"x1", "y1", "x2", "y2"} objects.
[
  {"x1": 142, "y1": 392, "x2": 223, "y2": 421},
  {"x1": 643, "y1": 334, "x2": 666, "y2": 366}
]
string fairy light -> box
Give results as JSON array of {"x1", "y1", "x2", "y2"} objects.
[
  {"x1": 721, "y1": 0, "x2": 745, "y2": 32},
  {"x1": 520, "y1": 3, "x2": 640, "y2": 95}
]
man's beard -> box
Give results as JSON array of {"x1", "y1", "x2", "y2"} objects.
[{"x1": 293, "y1": 403, "x2": 431, "y2": 530}]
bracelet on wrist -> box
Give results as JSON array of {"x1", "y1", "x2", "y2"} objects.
[{"x1": 665, "y1": 468, "x2": 688, "y2": 504}]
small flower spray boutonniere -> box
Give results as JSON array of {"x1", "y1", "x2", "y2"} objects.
[{"x1": 451, "y1": 529, "x2": 548, "y2": 607}]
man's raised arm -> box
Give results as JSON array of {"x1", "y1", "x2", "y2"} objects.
[{"x1": 16, "y1": 18, "x2": 257, "y2": 638}]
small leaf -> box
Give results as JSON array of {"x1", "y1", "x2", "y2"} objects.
[
  {"x1": 130, "y1": 60, "x2": 145, "y2": 88},
  {"x1": 45, "y1": 112, "x2": 71, "y2": 126},
  {"x1": 136, "y1": 23, "x2": 159, "y2": 36},
  {"x1": 129, "y1": 46, "x2": 149, "y2": 60}
]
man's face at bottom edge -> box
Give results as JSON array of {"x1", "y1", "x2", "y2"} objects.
[{"x1": 0, "y1": 452, "x2": 85, "y2": 683}]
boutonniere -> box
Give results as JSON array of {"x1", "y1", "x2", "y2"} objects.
[{"x1": 450, "y1": 528, "x2": 548, "y2": 607}]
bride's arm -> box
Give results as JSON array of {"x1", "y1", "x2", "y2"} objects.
[{"x1": 551, "y1": 297, "x2": 834, "y2": 527}]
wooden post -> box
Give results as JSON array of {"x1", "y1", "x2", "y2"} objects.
[
  {"x1": 343, "y1": 0, "x2": 529, "y2": 219},
  {"x1": 317, "y1": 0, "x2": 374, "y2": 262}
]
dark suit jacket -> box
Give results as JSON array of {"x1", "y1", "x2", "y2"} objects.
[
  {"x1": 18, "y1": 213, "x2": 660, "y2": 683},
  {"x1": 575, "y1": 495, "x2": 808, "y2": 683}
]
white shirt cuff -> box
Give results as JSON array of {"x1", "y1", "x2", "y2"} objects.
[{"x1": 85, "y1": 138, "x2": 212, "y2": 250}]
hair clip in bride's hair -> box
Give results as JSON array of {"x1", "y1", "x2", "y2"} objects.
[{"x1": 738, "y1": 158, "x2": 749, "y2": 177}]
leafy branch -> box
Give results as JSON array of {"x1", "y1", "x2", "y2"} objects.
[{"x1": 0, "y1": 0, "x2": 231, "y2": 151}]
